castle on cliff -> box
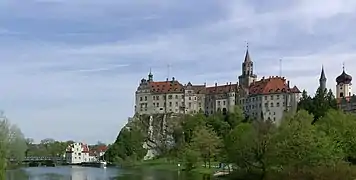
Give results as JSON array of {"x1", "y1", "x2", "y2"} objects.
[{"x1": 135, "y1": 48, "x2": 301, "y2": 124}]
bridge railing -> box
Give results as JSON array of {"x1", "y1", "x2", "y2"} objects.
[{"x1": 21, "y1": 156, "x2": 66, "y2": 161}]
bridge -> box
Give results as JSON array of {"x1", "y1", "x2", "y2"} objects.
[
  {"x1": 22, "y1": 156, "x2": 66, "y2": 162},
  {"x1": 8, "y1": 156, "x2": 66, "y2": 162}
]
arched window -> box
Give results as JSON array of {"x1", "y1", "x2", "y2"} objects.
[{"x1": 340, "y1": 92, "x2": 344, "y2": 97}]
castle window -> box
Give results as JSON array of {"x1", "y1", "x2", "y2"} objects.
[
  {"x1": 144, "y1": 96, "x2": 147, "y2": 101},
  {"x1": 277, "y1": 102, "x2": 280, "y2": 107},
  {"x1": 270, "y1": 95, "x2": 274, "y2": 100},
  {"x1": 277, "y1": 95, "x2": 280, "y2": 99},
  {"x1": 270, "y1": 103, "x2": 274, "y2": 107},
  {"x1": 175, "y1": 95, "x2": 178, "y2": 99},
  {"x1": 140, "y1": 97, "x2": 143, "y2": 101},
  {"x1": 340, "y1": 92, "x2": 344, "y2": 97},
  {"x1": 169, "y1": 102, "x2": 172, "y2": 107}
]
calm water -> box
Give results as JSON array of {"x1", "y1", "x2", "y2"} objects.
[{"x1": 6, "y1": 166, "x2": 213, "y2": 180}]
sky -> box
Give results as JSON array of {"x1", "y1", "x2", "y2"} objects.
[{"x1": 1, "y1": 0, "x2": 356, "y2": 144}]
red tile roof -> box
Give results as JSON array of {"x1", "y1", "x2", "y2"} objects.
[
  {"x1": 95, "y1": 145, "x2": 108, "y2": 152},
  {"x1": 65, "y1": 142, "x2": 90, "y2": 153},
  {"x1": 248, "y1": 77, "x2": 300, "y2": 95},
  {"x1": 149, "y1": 81, "x2": 184, "y2": 93},
  {"x1": 206, "y1": 83, "x2": 237, "y2": 94}
]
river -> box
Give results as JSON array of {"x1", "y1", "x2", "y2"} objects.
[{"x1": 5, "y1": 166, "x2": 213, "y2": 180}]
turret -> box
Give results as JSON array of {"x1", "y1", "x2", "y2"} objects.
[{"x1": 319, "y1": 65, "x2": 327, "y2": 90}]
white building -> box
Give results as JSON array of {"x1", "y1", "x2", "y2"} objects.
[{"x1": 65, "y1": 142, "x2": 90, "y2": 164}]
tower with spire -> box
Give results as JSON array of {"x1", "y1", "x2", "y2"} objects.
[
  {"x1": 319, "y1": 65, "x2": 327, "y2": 91},
  {"x1": 148, "y1": 68, "x2": 153, "y2": 82},
  {"x1": 238, "y1": 43, "x2": 257, "y2": 88},
  {"x1": 336, "y1": 63, "x2": 352, "y2": 99}
]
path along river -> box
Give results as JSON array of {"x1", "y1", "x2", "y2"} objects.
[{"x1": 6, "y1": 166, "x2": 213, "y2": 180}]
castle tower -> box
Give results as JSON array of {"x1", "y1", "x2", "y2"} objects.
[
  {"x1": 319, "y1": 65, "x2": 327, "y2": 91},
  {"x1": 238, "y1": 44, "x2": 257, "y2": 88},
  {"x1": 148, "y1": 68, "x2": 153, "y2": 82},
  {"x1": 336, "y1": 64, "x2": 352, "y2": 98}
]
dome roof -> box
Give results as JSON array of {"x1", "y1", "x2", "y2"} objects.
[{"x1": 336, "y1": 70, "x2": 352, "y2": 84}]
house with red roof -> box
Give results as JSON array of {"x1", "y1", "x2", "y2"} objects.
[{"x1": 65, "y1": 142, "x2": 91, "y2": 164}]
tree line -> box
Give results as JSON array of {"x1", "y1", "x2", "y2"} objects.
[{"x1": 105, "y1": 87, "x2": 356, "y2": 179}]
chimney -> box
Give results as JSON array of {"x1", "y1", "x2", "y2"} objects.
[
  {"x1": 166, "y1": 78, "x2": 169, "y2": 81},
  {"x1": 215, "y1": 82, "x2": 217, "y2": 87},
  {"x1": 204, "y1": 82, "x2": 206, "y2": 86},
  {"x1": 226, "y1": 82, "x2": 228, "y2": 85},
  {"x1": 287, "y1": 80, "x2": 290, "y2": 87},
  {"x1": 172, "y1": 77, "x2": 175, "y2": 81}
]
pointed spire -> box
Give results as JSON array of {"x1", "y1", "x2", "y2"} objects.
[
  {"x1": 320, "y1": 65, "x2": 326, "y2": 80},
  {"x1": 148, "y1": 68, "x2": 153, "y2": 81},
  {"x1": 319, "y1": 65, "x2": 327, "y2": 90},
  {"x1": 244, "y1": 42, "x2": 252, "y2": 62},
  {"x1": 343, "y1": 62, "x2": 345, "y2": 72}
]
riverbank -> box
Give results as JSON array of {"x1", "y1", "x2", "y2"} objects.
[{"x1": 133, "y1": 158, "x2": 219, "y2": 175}]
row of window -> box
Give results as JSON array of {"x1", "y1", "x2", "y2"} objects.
[
  {"x1": 242, "y1": 94, "x2": 287, "y2": 103},
  {"x1": 140, "y1": 95, "x2": 200, "y2": 101},
  {"x1": 244, "y1": 101, "x2": 286, "y2": 110},
  {"x1": 140, "y1": 101, "x2": 203, "y2": 109}
]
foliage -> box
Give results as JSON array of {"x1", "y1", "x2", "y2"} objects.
[
  {"x1": 26, "y1": 139, "x2": 74, "y2": 157},
  {"x1": 297, "y1": 88, "x2": 338, "y2": 122},
  {"x1": 0, "y1": 112, "x2": 27, "y2": 179},
  {"x1": 104, "y1": 126, "x2": 146, "y2": 163},
  {"x1": 271, "y1": 110, "x2": 344, "y2": 169},
  {"x1": 190, "y1": 126, "x2": 222, "y2": 168},
  {"x1": 316, "y1": 110, "x2": 356, "y2": 160},
  {"x1": 182, "y1": 146, "x2": 200, "y2": 171}
]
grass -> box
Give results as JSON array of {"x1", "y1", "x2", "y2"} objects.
[{"x1": 134, "y1": 158, "x2": 221, "y2": 175}]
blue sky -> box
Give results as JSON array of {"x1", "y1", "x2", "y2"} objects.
[{"x1": 1, "y1": 0, "x2": 356, "y2": 144}]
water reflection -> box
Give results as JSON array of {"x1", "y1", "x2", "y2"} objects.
[
  {"x1": 6, "y1": 166, "x2": 213, "y2": 180},
  {"x1": 6, "y1": 169, "x2": 28, "y2": 180}
]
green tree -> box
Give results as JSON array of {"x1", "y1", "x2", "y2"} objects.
[
  {"x1": 326, "y1": 89, "x2": 338, "y2": 109},
  {"x1": 312, "y1": 88, "x2": 330, "y2": 121},
  {"x1": 316, "y1": 110, "x2": 356, "y2": 161},
  {"x1": 297, "y1": 90, "x2": 313, "y2": 112},
  {"x1": 181, "y1": 113, "x2": 206, "y2": 144},
  {"x1": 271, "y1": 110, "x2": 343, "y2": 171},
  {"x1": 225, "y1": 120, "x2": 275, "y2": 179},
  {"x1": 190, "y1": 126, "x2": 222, "y2": 168},
  {"x1": 0, "y1": 113, "x2": 27, "y2": 179},
  {"x1": 182, "y1": 145, "x2": 200, "y2": 171},
  {"x1": 105, "y1": 126, "x2": 146, "y2": 164}
]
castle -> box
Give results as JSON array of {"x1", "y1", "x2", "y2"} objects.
[{"x1": 135, "y1": 48, "x2": 301, "y2": 124}]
